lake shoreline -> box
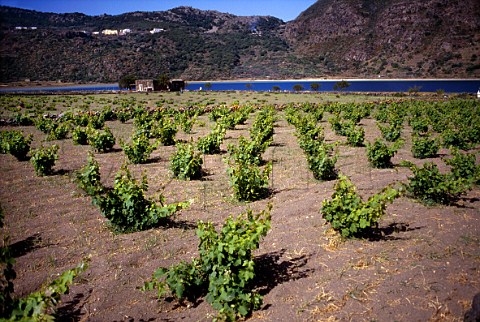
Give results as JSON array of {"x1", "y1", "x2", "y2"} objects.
[
  {"x1": 1, "y1": 78, "x2": 479, "y2": 89},
  {"x1": 1, "y1": 78, "x2": 478, "y2": 94},
  {"x1": 188, "y1": 77, "x2": 480, "y2": 83}
]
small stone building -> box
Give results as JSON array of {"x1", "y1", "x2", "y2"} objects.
[
  {"x1": 135, "y1": 79, "x2": 159, "y2": 92},
  {"x1": 135, "y1": 79, "x2": 185, "y2": 92},
  {"x1": 169, "y1": 79, "x2": 185, "y2": 92}
]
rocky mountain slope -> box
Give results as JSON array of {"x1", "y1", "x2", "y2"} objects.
[
  {"x1": 0, "y1": 1, "x2": 478, "y2": 83},
  {"x1": 285, "y1": 0, "x2": 480, "y2": 78}
]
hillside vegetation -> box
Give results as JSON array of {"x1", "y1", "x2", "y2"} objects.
[{"x1": 0, "y1": 0, "x2": 479, "y2": 83}]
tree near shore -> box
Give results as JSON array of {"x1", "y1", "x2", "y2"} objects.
[
  {"x1": 118, "y1": 75, "x2": 136, "y2": 90},
  {"x1": 293, "y1": 84, "x2": 304, "y2": 92},
  {"x1": 310, "y1": 83, "x2": 320, "y2": 91},
  {"x1": 333, "y1": 80, "x2": 350, "y2": 92},
  {"x1": 157, "y1": 73, "x2": 170, "y2": 91}
]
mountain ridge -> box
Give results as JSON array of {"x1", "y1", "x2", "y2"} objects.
[{"x1": 0, "y1": 1, "x2": 479, "y2": 83}]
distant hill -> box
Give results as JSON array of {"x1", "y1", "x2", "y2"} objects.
[
  {"x1": 285, "y1": 0, "x2": 480, "y2": 78},
  {"x1": 0, "y1": 1, "x2": 478, "y2": 83}
]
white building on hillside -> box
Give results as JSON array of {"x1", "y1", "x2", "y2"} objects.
[
  {"x1": 119, "y1": 29, "x2": 131, "y2": 35},
  {"x1": 150, "y1": 28, "x2": 165, "y2": 34},
  {"x1": 102, "y1": 29, "x2": 118, "y2": 35}
]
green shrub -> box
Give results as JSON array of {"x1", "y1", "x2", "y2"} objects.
[
  {"x1": 87, "y1": 113, "x2": 105, "y2": 129},
  {"x1": 411, "y1": 135, "x2": 439, "y2": 159},
  {"x1": 366, "y1": 139, "x2": 402, "y2": 168},
  {"x1": 329, "y1": 114, "x2": 345, "y2": 135},
  {"x1": 122, "y1": 132, "x2": 158, "y2": 164},
  {"x1": 250, "y1": 108, "x2": 275, "y2": 145},
  {"x1": 94, "y1": 164, "x2": 190, "y2": 232},
  {"x1": 0, "y1": 131, "x2": 9, "y2": 154},
  {"x1": 441, "y1": 128, "x2": 470, "y2": 150},
  {"x1": 443, "y1": 149, "x2": 480, "y2": 185},
  {"x1": 34, "y1": 117, "x2": 54, "y2": 133},
  {"x1": 100, "y1": 106, "x2": 115, "y2": 121},
  {"x1": 134, "y1": 111, "x2": 155, "y2": 137},
  {"x1": 30, "y1": 145, "x2": 59, "y2": 176},
  {"x1": 14, "y1": 113, "x2": 34, "y2": 126},
  {"x1": 378, "y1": 123, "x2": 403, "y2": 142},
  {"x1": 227, "y1": 136, "x2": 269, "y2": 166},
  {"x1": 209, "y1": 106, "x2": 229, "y2": 122},
  {"x1": 306, "y1": 144, "x2": 338, "y2": 181},
  {"x1": 197, "y1": 125, "x2": 226, "y2": 154},
  {"x1": 0, "y1": 130, "x2": 32, "y2": 160},
  {"x1": 409, "y1": 117, "x2": 429, "y2": 135},
  {"x1": 117, "y1": 109, "x2": 133, "y2": 123},
  {"x1": 76, "y1": 152, "x2": 103, "y2": 196},
  {"x1": 72, "y1": 113, "x2": 90, "y2": 126},
  {"x1": 298, "y1": 134, "x2": 324, "y2": 157},
  {"x1": 0, "y1": 257, "x2": 87, "y2": 322},
  {"x1": 170, "y1": 142, "x2": 203, "y2": 180},
  {"x1": 402, "y1": 161, "x2": 471, "y2": 205},
  {"x1": 345, "y1": 124, "x2": 365, "y2": 147},
  {"x1": 178, "y1": 111, "x2": 198, "y2": 134},
  {"x1": 46, "y1": 122, "x2": 70, "y2": 141},
  {"x1": 72, "y1": 127, "x2": 89, "y2": 145},
  {"x1": 321, "y1": 175, "x2": 400, "y2": 238},
  {"x1": 227, "y1": 161, "x2": 271, "y2": 201},
  {"x1": 154, "y1": 118, "x2": 177, "y2": 146},
  {"x1": 143, "y1": 206, "x2": 271, "y2": 321},
  {"x1": 88, "y1": 127, "x2": 115, "y2": 152}
]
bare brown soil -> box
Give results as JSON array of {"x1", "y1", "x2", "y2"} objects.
[{"x1": 1, "y1": 105, "x2": 479, "y2": 321}]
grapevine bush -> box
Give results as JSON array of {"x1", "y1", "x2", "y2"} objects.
[
  {"x1": 122, "y1": 132, "x2": 158, "y2": 164},
  {"x1": 345, "y1": 123, "x2": 365, "y2": 147},
  {"x1": 78, "y1": 161, "x2": 190, "y2": 232},
  {"x1": 411, "y1": 135, "x2": 439, "y2": 159},
  {"x1": 88, "y1": 127, "x2": 115, "y2": 152},
  {"x1": 227, "y1": 136, "x2": 269, "y2": 166},
  {"x1": 30, "y1": 145, "x2": 59, "y2": 176},
  {"x1": 366, "y1": 139, "x2": 403, "y2": 168},
  {"x1": 87, "y1": 113, "x2": 105, "y2": 129},
  {"x1": 143, "y1": 205, "x2": 271, "y2": 321},
  {"x1": 170, "y1": 142, "x2": 203, "y2": 180},
  {"x1": 0, "y1": 130, "x2": 32, "y2": 161},
  {"x1": 378, "y1": 122, "x2": 403, "y2": 142},
  {"x1": 444, "y1": 149, "x2": 480, "y2": 184},
  {"x1": 307, "y1": 144, "x2": 338, "y2": 181},
  {"x1": 0, "y1": 253, "x2": 87, "y2": 322},
  {"x1": 441, "y1": 128, "x2": 471, "y2": 150},
  {"x1": 321, "y1": 175, "x2": 401, "y2": 238},
  {"x1": 402, "y1": 161, "x2": 471, "y2": 205},
  {"x1": 177, "y1": 111, "x2": 198, "y2": 134},
  {"x1": 72, "y1": 126, "x2": 89, "y2": 145},
  {"x1": 288, "y1": 108, "x2": 338, "y2": 181},
  {"x1": 46, "y1": 122, "x2": 70, "y2": 141},
  {"x1": 76, "y1": 152, "x2": 103, "y2": 196},
  {"x1": 197, "y1": 125, "x2": 225, "y2": 154},
  {"x1": 34, "y1": 117, "x2": 54, "y2": 134},
  {"x1": 227, "y1": 161, "x2": 272, "y2": 201},
  {"x1": 154, "y1": 118, "x2": 177, "y2": 146},
  {"x1": 250, "y1": 107, "x2": 275, "y2": 146}
]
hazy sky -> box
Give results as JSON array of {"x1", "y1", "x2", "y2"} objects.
[{"x1": 0, "y1": 0, "x2": 318, "y2": 21}]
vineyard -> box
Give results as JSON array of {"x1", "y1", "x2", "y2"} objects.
[{"x1": 1, "y1": 91, "x2": 479, "y2": 321}]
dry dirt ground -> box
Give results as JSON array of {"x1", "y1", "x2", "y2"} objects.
[{"x1": 1, "y1": 99, "x2": 479, "y2": 321}]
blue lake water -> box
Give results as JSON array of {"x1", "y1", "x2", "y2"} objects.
[
  {"x1": 1, "y1": 79, "x2": 479, "y2": 94},
  {"x1": 186, "y1": 79, "x2": 480, "y2": 93}
]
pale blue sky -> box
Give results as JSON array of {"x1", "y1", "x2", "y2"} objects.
[{"x1": 0, "y1": 0, "x2": 318, "y2": 21}]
